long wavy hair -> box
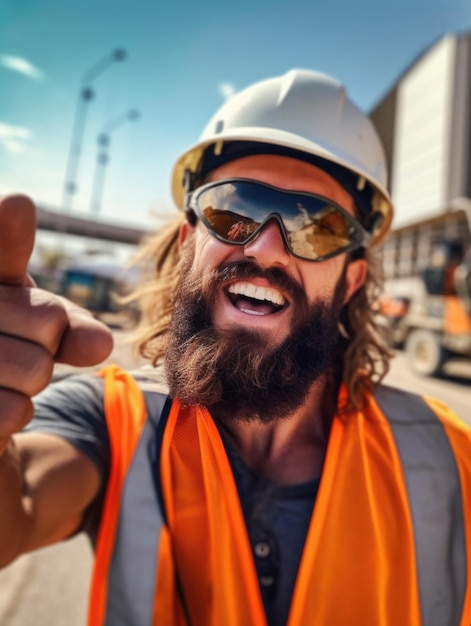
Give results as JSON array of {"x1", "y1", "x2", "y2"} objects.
[{"x1": 128, "y1": 213, "x2": 392, "y2": 410}]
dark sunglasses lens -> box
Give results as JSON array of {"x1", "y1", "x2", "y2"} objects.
[
  {"x1": 203, "y1": 209, "x2": 261, "y2": 242},
  {"x1": 196, "y1": 182, "x2": 357, "y2": 259},
  {"x1": 286, "y1": 204, "x2": 355, "y2": 259},
  {"x1": 198, "y1": 184, "x2": 262, "y2": 242}
]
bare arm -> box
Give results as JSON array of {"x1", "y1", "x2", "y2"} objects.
[{"x1": 0, "y1": 195, "x2": 113, "y2": 568}]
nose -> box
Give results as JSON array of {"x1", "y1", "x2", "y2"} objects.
[{"x1": 243, "y1": 218, "x2": 291, "y2": 268}]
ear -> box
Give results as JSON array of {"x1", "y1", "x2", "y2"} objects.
[
  {"x1": 178, "y1": 218, "x2": 195, "y2": 249},
  {"x1": 343, "y1": 258, "x2": 367, "y2": 303}
]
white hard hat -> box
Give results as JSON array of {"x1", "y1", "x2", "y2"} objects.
[{"x1": 172, "y1": 69, "x2": 393, "y2": 246}]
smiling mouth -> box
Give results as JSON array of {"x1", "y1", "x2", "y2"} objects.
[{"x1": 226, "y1": 281, "x2": 287, "y2": 316}]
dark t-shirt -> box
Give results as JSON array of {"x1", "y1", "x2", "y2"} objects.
[{"x1": 28, "y1": 374, "x2": 318, "y2": 626}]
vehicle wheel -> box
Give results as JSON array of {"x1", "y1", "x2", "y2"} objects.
[{"x1": 405, "y1": 329, "x2": 447, "y2": 376}]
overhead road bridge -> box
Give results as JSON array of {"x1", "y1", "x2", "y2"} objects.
[{"x1": 36, "y1": 202, "x2": 148, "y2": 245}]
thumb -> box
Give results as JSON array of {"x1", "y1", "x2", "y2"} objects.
[{"x1": 0, "y1": 194, "x2": 36, "y2": 286}]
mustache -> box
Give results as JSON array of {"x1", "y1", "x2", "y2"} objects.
[{"x1": 207, "y1": 260, "x2": 305, "y2": 301}]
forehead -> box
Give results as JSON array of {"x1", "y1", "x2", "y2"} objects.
[{"x1": 205, "y1": 154, "x2": 356, "y2": 214}]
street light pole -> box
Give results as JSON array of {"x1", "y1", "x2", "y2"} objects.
[
  {"x1": 61, "y1": 48, "x2": 127, "y2": 213},
  {"x1": 89, "y1": 109, "x2": 140, "y2": 216}
]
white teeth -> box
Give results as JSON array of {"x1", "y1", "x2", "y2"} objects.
[
  {"x1": 227, "y1": 281, "x2": 285, "y2": 306},
  {"x1": 240, "y1": 308, "x2": 265, "y2": 316}
]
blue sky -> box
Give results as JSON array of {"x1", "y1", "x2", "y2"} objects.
[{"x1": 1, "y1": 0, "x2": 471, "y2": 234}]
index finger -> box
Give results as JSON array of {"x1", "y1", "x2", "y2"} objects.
[{"x1": 0, "y1": 194, "x2": 36, "y2": 286}]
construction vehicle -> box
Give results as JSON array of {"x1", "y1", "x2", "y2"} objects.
[{"x1": 378, "y1": 199, "x2": 471, "y2": 376}]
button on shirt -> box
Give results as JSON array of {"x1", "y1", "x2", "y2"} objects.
[{"x1": 220, "y1": 431, "x2": 320, "y2": 626}]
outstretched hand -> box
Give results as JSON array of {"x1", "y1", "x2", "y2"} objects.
[{"x1": 0, "y1": 194, "x2": 113, "y2": 452}]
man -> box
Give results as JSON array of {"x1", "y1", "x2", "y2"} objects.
[{"x1": 0, "y1": 70, "x2": 469, "y2": 626}]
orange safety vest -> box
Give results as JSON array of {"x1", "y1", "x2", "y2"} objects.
[{"x1": 87, "y1": 365, "x2": 471, "y2": 626}]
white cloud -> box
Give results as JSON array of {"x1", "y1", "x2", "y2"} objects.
[
  {"x1": 0, "y1": 122, "x2": 32, "y2": 153},
  {"x1": 0, "y1": 54, "x2": 45, "y2": 81},
  {"x1": 218, "y1": 81, "x2": 236, "y2": 100}
]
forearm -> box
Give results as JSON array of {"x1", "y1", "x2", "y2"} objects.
[{"x1": 0, "y1": 438, "x2": 31, "y2": 568}]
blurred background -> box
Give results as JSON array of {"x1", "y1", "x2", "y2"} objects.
[{"x1": 1, "y1": 0, "x2": 471, "y2": 624}]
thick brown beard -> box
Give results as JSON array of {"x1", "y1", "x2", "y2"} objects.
[{"x1": 164, "y1": 243, "x2": 347, "y2": 424}]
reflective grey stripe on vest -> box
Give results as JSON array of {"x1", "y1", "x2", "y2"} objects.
[
  {"x1": 105, "y1": 391, "x2": 170, "y2": 626},
  {"x1": 375, "y1": 385, "x2": 466, "y2": 626}
]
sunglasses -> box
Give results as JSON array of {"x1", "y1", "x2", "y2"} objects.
[{"x1": 185, "y1": 179, "x2": 371, "y2": 262}]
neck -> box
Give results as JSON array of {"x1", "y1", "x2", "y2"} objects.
[{"x1": 214, "y1": 374, "x2": 338, "y2": 486}]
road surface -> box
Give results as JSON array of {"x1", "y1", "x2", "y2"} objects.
[
  {"x1": 0, "y1": 339, "x2": 469, "y2": 625},
  {"x1": 386, "y1": 350, "x2": 470, "y2": 424}
]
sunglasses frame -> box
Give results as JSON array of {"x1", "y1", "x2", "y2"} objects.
[{"x1": 185, "y1": 178, "x2": 372, "y2": 262}]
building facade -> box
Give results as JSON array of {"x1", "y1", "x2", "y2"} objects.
[{"x1": 370, "y1": 31, "x2": 471, "y2": 229}]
